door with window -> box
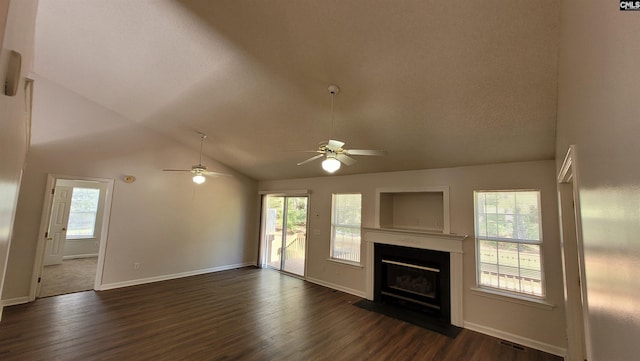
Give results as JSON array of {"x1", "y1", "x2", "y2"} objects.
[
  {"x1": 260, "y1": 195, "x2": 308, "y2": 276},
  {"x1": 44, "y1": 183, "x2": 105, "y2": 266}
]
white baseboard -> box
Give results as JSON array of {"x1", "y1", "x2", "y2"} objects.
[
  {"x1": 305, "y1": 276, "x2": 366, "y2": 298},
  {"x1": 1, "y1": 296, "x2": 31, "y2": 307},
  {"x1": 464, "y1": 321, "x2": 566, "y2": 358},
  {"x1": 99, "y1": 262, "x2": 255, "y2": 291},
  {"x1": 63, "y1": 254, "x2": 98, "y2": 260}
]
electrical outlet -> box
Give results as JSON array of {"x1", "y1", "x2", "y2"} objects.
[{"x1": 133, "y1": 262, "x2": 141, "y2": 270}]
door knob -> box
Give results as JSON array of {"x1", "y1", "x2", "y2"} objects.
[{"x1": 62, "y1": 228, "x2": 66, "y2": 231}]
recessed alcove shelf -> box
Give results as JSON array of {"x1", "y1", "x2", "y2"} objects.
[{"x1": 375, "y1": 186, "x2": 450, "y2": 234}]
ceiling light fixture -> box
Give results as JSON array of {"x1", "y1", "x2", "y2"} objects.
[
  {"x1": 296, "y1": 84, "x2": 386, "y2": 173},
  {"x1": 321, "y1": 155, "x2": 341, "y2": 173},
  {"x1": 164, "y1": 132, "x2": 230, "y2": 184},
  {"x1": 192, "y1": 174, "x2": 206, "y2": 184}
]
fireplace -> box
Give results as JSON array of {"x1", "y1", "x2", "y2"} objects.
[
  {"x1": 363, "y1": 227, "x2": 466, "y2": 327},
  {"x1": 375, "y1": 243, "x2": 451, "y2": 322}
]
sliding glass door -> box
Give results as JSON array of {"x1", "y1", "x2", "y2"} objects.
[{"x1": 261, "y1": 195, "x2": 308, "y2": 276}]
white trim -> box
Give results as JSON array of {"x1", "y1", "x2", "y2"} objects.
[
  {"x1": 557, "y1": 145, "x2": 593, "y2": 361},
  {"x1": 464, "y1": 321, "x2": 566, "y2": 358},
  {"x1": 362, "y1": 227, "x2": 466, "y2": 253},
  {"x1": 30, "y1": 174, "x2": 114, "y2": 301},
  {"x1": 62, "y1": 254, "x2": 98, "y2": 260},
  {"x1": 30, "y1": 175, "x2": 57, "y2": 299},
  {"x1": 330, "y1": 193, "x2": 363, "y2": 264},
  {"x1": 305, "y1": 276, "x2": 366, "y2": 298},
  {"x1": 362, "y1": 227, "x2": 466, "y2": 327},
  {"x1": 1, "y1": 296, "x2": 31, "y2": 307},
  {"x1": 450, "y1": 252, "x2": 464, "y2": 327},
  {"x1": 470, "y1": 287, "x2": 555, "y2": 310},
  {"x1": 326, "y1": 258, "x2": 363, "y2": 268},
  {"x1": 257, "y1": 193, "x2": 310, "y2": 276},
  {"x1": 99, "y1": 262, "x2": 255, "y2": 291},
  {"x1": 473, "y1": 190, "x2": 547, "y2": 299}
]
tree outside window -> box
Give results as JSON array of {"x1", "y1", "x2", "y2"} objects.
[
  {"x1": 474, "y1": 190, "x2": 545, "y2": 297},
  {"x1": 67, "y1": 187, "x2": 100, "y2": 239},
  {"x1": 331, "y1": 194, "x2": 362, "y2": 264}
]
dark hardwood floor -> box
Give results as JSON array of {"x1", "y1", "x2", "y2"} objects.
[{"x1": 0, "y1": 267, "x2": 563, "y2": 361}]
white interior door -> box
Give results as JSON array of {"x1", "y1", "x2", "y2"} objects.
[{"x1": 44, "y1": 186, "x2": 72, "y2": 265}]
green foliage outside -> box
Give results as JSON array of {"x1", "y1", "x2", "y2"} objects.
[
  {"x1": 333, "y1": 194, "x2": 361, "y2": 226},
  {"x1": 267, "y1": 196, "x2": 307, "y2": 235},
  {"x1": 67, "y1": 188, "x2": 100, "y2": 237},
  {"x1": 476, "y1": 191, "x2": 540, "y2": 241}
]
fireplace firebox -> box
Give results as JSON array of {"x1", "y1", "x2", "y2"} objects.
[{"x1": 375, "y1": 243, "x2": 451, "y2": 322}]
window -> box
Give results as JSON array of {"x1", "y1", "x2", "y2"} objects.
[
  {"x1": 474, "y1": 190, "x2": 544, "y2": 297},
  {"x1": 331, "y1": 194, "x2": 362, "y2": 264},
  {"x1": 67, "y1": 187, "x2": 101, "y2": 239}
]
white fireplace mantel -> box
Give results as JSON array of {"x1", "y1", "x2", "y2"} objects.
[{"x1": 363, "y1": 227, "x2": 468, "y2": 327}]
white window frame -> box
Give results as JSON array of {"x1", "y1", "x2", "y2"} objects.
[
  {"x1": 330, "y1": 193, "x2": 362, "y2": 265},
  {"x1": 473, "y1": 190, "x2": 546, "y2": 299}
]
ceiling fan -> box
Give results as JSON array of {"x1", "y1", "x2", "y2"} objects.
[
  {"x1": 163, "y1": 133, "x2": 228, "y2": 184},
  {"x1": 297, "y1": 85, "x2": 387, "y2": 173}
]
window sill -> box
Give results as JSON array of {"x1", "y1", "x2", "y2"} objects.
[
  {"x1": 470, "y1": 287, "x2": 555, "y2": 310},
  {"x1": 326, "y1": 258, "x2": 363, "y2": 268}
]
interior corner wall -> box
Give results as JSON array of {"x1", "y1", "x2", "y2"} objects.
[
  {"x1": 1, "y1": 76, "x2": 259, "y2": 300},
  {"x1": 0, "y1": 0, "x2": 38, "y2": 313},
  {"x1": 259, "y1": 160, "x2": 566, "y2": 351},
  {"x1": 556, "y1": 1, "x2": 640, "y2": 360}
]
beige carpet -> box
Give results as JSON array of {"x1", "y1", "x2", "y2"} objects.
[{"x1": 39, "y1": 257, "x2": 98, "y2": 297}]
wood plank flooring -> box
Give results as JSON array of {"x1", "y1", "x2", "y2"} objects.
[{"x1": 0, "y1": 267, "x2": 563, "y2": 361}]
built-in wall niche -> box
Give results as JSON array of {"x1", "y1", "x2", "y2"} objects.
[{"x1": 375, "y1": 187, "x2": 450, "y2": 234}]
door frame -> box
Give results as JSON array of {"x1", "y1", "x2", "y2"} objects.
[
  {"x1": 557, "y1": 145, "x2": 592, "y2": 361},
  {"x1": 30, "y1": 174, "x2": 114, "y2": 300},
  {"x1": 258, "y1": 190, "x2": 310, "y2": 278}
]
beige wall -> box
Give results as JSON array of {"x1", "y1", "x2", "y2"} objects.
[
  {"x1": 2, "y1": 76, "x2": 259, "y2": 300},
  {"x1": 556, "y1": 1, "x2": 640, "y2": 360},
  {"x1": 0, "y1": 0, "x2": 38, "y2": 316},
  {"x1": 259, "y1": 160, "x2": 566, "y2": 350}
]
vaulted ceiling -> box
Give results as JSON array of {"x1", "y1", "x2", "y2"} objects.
[{"x1": 33, "y1": 0, "x2": 560, "y2": 180}]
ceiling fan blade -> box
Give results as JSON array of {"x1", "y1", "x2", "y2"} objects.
[
  {"x1": 297, "y1": 154, "x2": 324, "y2": 166},
  {"x1": 163, "y1": 169, "x2": 192, "y2": 172},
  {"x1": 327, "y1": 139, "x2": 345, "y2": 151},
  {"x1": 203, "y1": 171, "x2": 231, "y2": 177},
  {"x1": 344, "y1": 149, "x2": 387, "y2": 156},
  {"x1": 336, "y1": 153, "x2": 357, "y2": 166}
]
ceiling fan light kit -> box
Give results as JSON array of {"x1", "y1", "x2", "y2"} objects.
[
  {"x1": 321, "y1": 156, "x2": 341, "y2": 173},
  {"x1": 297, "y1": 84, "x2": 387, "y2": 174},
  {"x1": 192, "y1": 174, "x2": 206, "y2": 184},
  {"x1": 163, "y1": 132, "x2": 229, "y2": 184}
]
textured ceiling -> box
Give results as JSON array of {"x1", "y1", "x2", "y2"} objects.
[{"x1": 34, "y1": 0, "x2": 560, "y2": 180}]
